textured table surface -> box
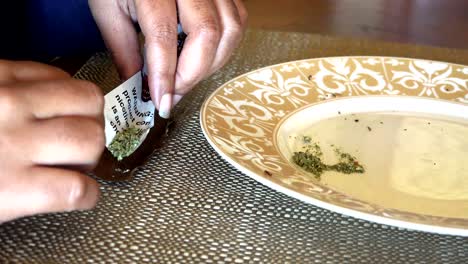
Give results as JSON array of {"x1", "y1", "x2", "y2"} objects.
[{"x1": 1, "y1": 29, "x2": 468, "y2": 263}]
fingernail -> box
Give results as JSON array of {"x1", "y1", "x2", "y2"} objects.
[{"x1": 159, "y1": 93, "x2": 172, "y2": 119}]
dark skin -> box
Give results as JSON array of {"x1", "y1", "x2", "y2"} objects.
[
  {"x1": 89, "y1": 0, "x2": 248, "y2": 118},
  {"x1": 0, "y1": 0, "x2": 247, "y2": 223},
  {"x1": 0, "y1": 60, "x2": 102, "y2": 223}
]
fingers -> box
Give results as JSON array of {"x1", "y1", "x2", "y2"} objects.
[
  {"x1": 135, "y1": 0, "x2": 178, "y2": 117},
  {"x1": 232, "y1": 0, "x2": 249, "y2": 27},
  {"x1": 0, "y1": 60, "x2": 70, "y2": 85},
  {"x1": 24, "y1": 117, "x2": 105, "y2": 166},
  {"x1": 175, "y1": 0, "x2": 221, "y2": 96},
  {"x1": 14, "y1": 79, "x2": 105, "y2": 120},
  {"x1": 208, "y1": 0, "x2": 247, "y2": 75},
  {"x1": 0, "y1": 60, "x2": 104, "y2": 224},
  {"x1": 0, "y1": 80, "x2": 105, "y2": 167},
  {"x1": 89, "y1": 0, "x2": 142, "y2": 79},
  {"x1": 0, "y1": 167, "x2": 99, "y2": 223},
  {"x1": 90, "y1": 0, "x2": 247, "y2": 118}
]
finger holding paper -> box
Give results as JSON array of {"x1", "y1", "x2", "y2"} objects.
[{"x1": 89, "y1": 0, "x2": 247, "y2": 118}]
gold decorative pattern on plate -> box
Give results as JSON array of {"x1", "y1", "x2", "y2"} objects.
[{"x1": 200, "y1": 56, "x2": 468, "y2": 236}]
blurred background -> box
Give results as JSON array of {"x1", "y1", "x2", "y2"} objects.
[
  {"x1": 244, "y1": 0, "x2": 468, "y2": 49},
  {"x1": 42, "y1": 0, "x2": 467, "y2": 73}
]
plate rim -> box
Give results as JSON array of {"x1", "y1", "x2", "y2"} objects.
[{"x1": 200, "y1": 55, "x2": 468, "y2": 236}]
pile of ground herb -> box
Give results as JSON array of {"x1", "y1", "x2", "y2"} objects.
[
  {"x1": 108, "y1": 127, "x2": 142, "y2": 161},
  {"x1": 292, "y1": 139, "x2": 365, "y2": 179}
]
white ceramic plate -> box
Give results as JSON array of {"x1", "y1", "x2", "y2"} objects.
[{"x1": 200, "y1": 56, "x2": 468, "y2": 236}]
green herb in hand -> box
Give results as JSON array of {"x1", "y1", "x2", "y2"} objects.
[{"x1": 108, "y1": 127, "x2": 142, "y2": 161}]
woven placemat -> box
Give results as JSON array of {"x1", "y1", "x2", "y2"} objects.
[{"x1": 1, "y1": 29, "x2": 468, "y2": 263}]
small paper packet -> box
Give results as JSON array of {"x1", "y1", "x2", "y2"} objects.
[
  {"x1": 103, "y1": 66, "x2": 153, "y2": 157},
  {"x1": 94, "y1": 65, "x2": 165, "y2": 182},
  {"x1": 93, "y1": 26, "x2": 186, "y2": 181},
  {"x1": 104, "y1": 23, "x2": 186, "y2": 154}
]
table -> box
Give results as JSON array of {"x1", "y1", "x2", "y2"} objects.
[
  {"x1": 50, "y1": 0, "x2": 468, "y2": 76},
  {"x1": 244, "y1": 0, "x2": 468, "y2": 50},
  {"x1": 1, "y1": 29, "x2": 468, "y2": 263}
]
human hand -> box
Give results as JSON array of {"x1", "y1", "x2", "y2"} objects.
[
  {"x1": 89, "y1": 0, "x2": 248, "y2": 118},
  {"x1": 0, "y1": 60, "x2": 104, "y2": 223}
]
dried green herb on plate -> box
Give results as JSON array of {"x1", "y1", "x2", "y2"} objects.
[
  {"x1": 292, "y1": 138, "x2": 365, "y2": 179},
  {"x1": 108, "y1": 127, "x2": 142, "y2": 161}
]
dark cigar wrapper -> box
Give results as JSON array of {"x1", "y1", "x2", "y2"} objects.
[
  {"x1": 93, "y1": 116, "x2": 171, "y2": 181},
  {"x1": 93, "y1": 29, "x2": 186, "y2": 182}
]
